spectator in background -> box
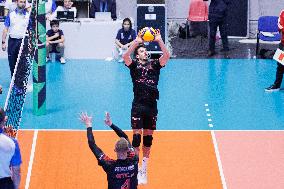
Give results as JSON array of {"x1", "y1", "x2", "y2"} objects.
[
  {"x1": 48, "y1": 0, "x2": 77, "y2": 21},
  {"x1": 115, "y1": 18, "x2": 136, "y2": 63},
  {"x1": 4, "y1": 0, "x2": 31, "y2": 16},
  {"x1": 90, "y1": 0, "x2": 117, "y2": 20},
  {"x1": 208, "y1": 0, "x2": 230, "y2": 57},
  {"x1": 46, "y1": 20, "x2": 66, "y2": 64},
  {"x1": 45, "y1": 0, "x2": 57, "y2": 18},
  {"x1": 265, "y1": 9, "x2": 284, "y2": 92},
  {"x1": 0, "y1": 108, "x2": 22, "y2": 189}
]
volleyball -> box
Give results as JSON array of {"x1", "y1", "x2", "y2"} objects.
[{"x1": 141, "y1": 27, "x2": 157, "y2": 42}]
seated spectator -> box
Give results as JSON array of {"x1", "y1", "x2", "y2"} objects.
[
  {"x1": 48, "y1": 0, "x2": 77, "y2": 21},
  {"x1": 90, "y1": 0, "x2": 116, "y2": 20},
  {"x1": 4, "y1": 0, "x2": 31, "y2": 16},
  {"x1": 45, "y1": 0, "x2": 57, "y2": 18},
  {"x1": 46, "y1": 20, "x2": 66, "y2": 64},
  {"x1": 115, "y1": 18, "x2": 136, "y2": 62}
]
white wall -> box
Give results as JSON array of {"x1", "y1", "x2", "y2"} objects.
[
  {"x1": 117, "y1": 0, "x2": 284, "y2": 38},
  {"x1": 249, "y1": 0, "x2": 284, "y2": 37}
]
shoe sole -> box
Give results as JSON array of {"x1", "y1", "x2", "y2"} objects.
[{"x1": 265, "y1": 88, "x2": 280, "y2": 92}]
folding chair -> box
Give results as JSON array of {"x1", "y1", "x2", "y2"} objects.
[
  {"x1": 186, "y1": 0, "x2": 208, "y2": 44},
  {"x1": 256, "y1": 16, "x2": 281, "y2": 57}
]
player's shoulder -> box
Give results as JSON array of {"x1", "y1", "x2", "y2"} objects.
[{"x1": 100, "y1": 154, "x2": 116, "y2": 163}]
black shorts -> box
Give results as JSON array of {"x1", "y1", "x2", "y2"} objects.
[
  {"x1": 131, "y1": 103, "x2": 158, "y2": 130},
  {"x1": 0, "y1": 177, "x2": 14, "y2": 189}
]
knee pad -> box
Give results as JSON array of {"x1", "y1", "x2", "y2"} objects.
[
  {"x1": 132, "y1": 134, "x2": 141, "y2": 148},
  {"x1": 143, "y1": 135, "x2": 153, "y2": 147}
]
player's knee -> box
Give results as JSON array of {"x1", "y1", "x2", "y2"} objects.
[
  {"x1": 132, "y1": 134, "x2": 141, "y2": 147},
  {"x1": 143, "y1": 135, "x2": 153, "y2": 147}
]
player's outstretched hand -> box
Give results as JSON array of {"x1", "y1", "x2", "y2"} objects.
[
  {"x1": 80, "y1": 112, "x2": 92, "y2": 128},
  {"x1": 135, "y1": 30, "x2": 144, "y2": 44},
  {"x1": 104, "y1": 112, "x2": 112, "y2": 127},
  {"x1": 154, "y1": 29, "x2": 162, "y2": 42}
]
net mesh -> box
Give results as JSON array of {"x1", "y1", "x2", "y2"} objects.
[{"x1": 3, "y1": 0, "x2": 37, "y2": 138}]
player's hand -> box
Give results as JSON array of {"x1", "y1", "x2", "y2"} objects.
[
  {"x1": 154, "y1": 29, "x2": 162, "y2": 42},
  {"x1": 2, "y1": 42, "x2": 6, "y2": 51},
  {"x1": 135, "y1": 30, "x2": 144, "y2": 44},
  {"x1": 104, "y1": 112, "x2": 112, "y2": 127},
  {"x1": 80, "y1": 112, "x2": 92, "y2": 128}
]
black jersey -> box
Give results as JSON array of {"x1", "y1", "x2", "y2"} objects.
[
  {"x1": 127, "y1": 59, "x2": 163, "y2": 104},
  {"x1": 87, "y1": 125, "x2": 139, "y2": 189}
]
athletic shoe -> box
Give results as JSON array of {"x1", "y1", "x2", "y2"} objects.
[
  {"x1": 139, "y1": 170, "x2": 148, "y2": 185},
  {"x1": 118, "y1": 58, "x2": 124, "y2": 63},
  {"x1": 137, "y1": 168, "x2": 143, "y2": 185},
  {"x1": 60, "y1": 57, "x2": 66, "y2": 64},
  {"x1": 265, "y1": 84, "x2": 280, "y2": 92}
]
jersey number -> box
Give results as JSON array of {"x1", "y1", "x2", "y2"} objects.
[{"x1": 121, "y1": 179, "x2": 130, "y2": 189}]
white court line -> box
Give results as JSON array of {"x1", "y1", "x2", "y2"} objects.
[
  {"x1": 211, "y1": 131, "x2": 227, "y2": 189},
  {"x1": 19, "y1": 129, "x2": 284, "y2": 132},
  {"x1": 25, "y1": 130, "x2": 38, "y2": 189}
]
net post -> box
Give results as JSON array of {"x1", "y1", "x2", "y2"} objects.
[{"x1": 33, "y1": 0, "x2": 46, "y2": 116}]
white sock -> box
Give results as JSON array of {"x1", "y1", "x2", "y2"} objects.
[{"x1": 141, "y1": 157, "x2": 149, "y2": 173}]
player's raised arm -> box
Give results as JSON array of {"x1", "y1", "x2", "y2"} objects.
[
  {"x1": 80, "y1": 112, "x2": 105, "y2": 161},
  {"x1": 123, "y1": 30, "x2": 143, "y2": 66},
  {"x1": 104, "y1": 112, "x2": 129, "y2": 142},
  {"x1": 154, "y1": 29, "x2": 170, "y2": 67}
]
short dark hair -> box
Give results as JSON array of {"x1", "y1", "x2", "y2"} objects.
[
  {"x1": 122, "y1": 18, "x2": 132, "y2": 30},
  {"x1": 50, "y1": 20, "x2": 59, "y2": 27},
  {"x1": 134, "y1": 43, "x2": 146, "y2": 58},
  {"x1": 0, "y1": 108, "x2": 5, "y2": 123}
]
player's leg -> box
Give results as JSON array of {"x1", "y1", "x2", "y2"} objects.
[
  {"x1": 139, "y1": 115, "x2": 157, "y2": 184},
  {"x1": 131, "y1": 111, "x2": 143, "y2": 155},
  {"x1": 132, "y1": 129, "x2": 142, "y2": 155}
]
